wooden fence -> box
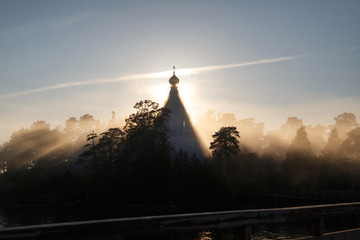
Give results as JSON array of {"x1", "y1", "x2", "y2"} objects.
[{"x1": 0, "y1": 202, "x2": 360, "y2": 239}]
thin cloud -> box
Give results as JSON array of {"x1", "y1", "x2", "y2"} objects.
[
  {"x1": 0, "y1": 14, "x2": 90, "y2": 38},
  {"x1": 1, "y1": 54, "x2": 308, "y2": 98},
  {"x1": 348, "y1": 46, "x2": 359, "y2": 51},
  {"x1": 181, "y1": 54, "x2": 308, "y2": 74},
  {"x1": 51, "y1": 15, "x2": 90, "y2": 29}
]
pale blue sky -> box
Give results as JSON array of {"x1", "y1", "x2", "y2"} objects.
[{"x1": 1, "y1": 0, "x2": 359, "y2": 143}]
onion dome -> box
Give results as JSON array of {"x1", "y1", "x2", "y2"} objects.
[{"x1": 169, "y1": 65, "x2": 179, "y2": 87}]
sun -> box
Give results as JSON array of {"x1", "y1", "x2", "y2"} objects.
[
  {"x1": 178, "y1": 81, "x2": 196, "y2": 107},
  {"x1": 149, "y1": 80, "x2": 196, "y2": 109},
  {"x1": 150, "y1": 83, "x2": 170, "y2": 106}
]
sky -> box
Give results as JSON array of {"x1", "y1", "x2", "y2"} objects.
[{"x1": 0, "y1": 0, "x2": 359, "y2": 144}]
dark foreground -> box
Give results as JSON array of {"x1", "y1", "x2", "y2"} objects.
[{"x1": 1, "y1": 202, "x2": 360, "y2": 240}]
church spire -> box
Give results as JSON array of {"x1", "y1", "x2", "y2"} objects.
[
  {"x1": 164, "y1": 69, "x2": 206, "y2": 158},
  {"x1": 169, "y1": 65, "x2": 179, "y2": 87}
]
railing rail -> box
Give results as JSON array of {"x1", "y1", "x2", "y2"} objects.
[
  {"x1": 0, "y1": 202, "x2": 360, "y2": 239},
  {"x1": 260, "y1": 189, "x2": 360, "y2": 202}
]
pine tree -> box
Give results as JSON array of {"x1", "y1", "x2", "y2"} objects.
[
  {"x1": 321, "y1": 128, "x2": 341, "y2": 157},
  {"x1": 286, "y1": 126, "x2": 312, "y2": 157},
  {"x1": 339, "y1": 127, "x2": 360, "y2": 160},
  {"x1": 210, "y1": 126, "x2": 241, "y2": 159}
]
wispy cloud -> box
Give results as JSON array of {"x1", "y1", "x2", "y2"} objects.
[
  {"x1": 0, "y1": 14, "x2": 90, "y2": 39},
  {"x1": 181, "y1": 54, "x2": 308, "y2": 74},
  {"x1": 348, "y1": 46, "x2": 359, "y2": 51},
  {"x1": 1, "y1": 54, "x2": 307, "y2": 98}
]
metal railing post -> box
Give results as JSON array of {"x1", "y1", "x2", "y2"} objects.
[
  {"x1": 233, "y1": 226, "x2": 252, "y2": 240},
  {"x1": 311, "y1": 217, "x2": 324, "y2": 236}
]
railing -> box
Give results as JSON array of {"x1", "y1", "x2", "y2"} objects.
[
  {"x1": 259, "y1": 189, "x2": 360, "y2": 202},
  {"x1": 0, "y1": 202, "x2": 360, "y2": 239}
]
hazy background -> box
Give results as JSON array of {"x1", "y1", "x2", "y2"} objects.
[{"x1": 1, "y1": 0, "x2": 360, "y2": 144}]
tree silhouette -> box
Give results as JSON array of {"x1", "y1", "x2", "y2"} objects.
[
  {"x1": 124, "y1": 100, "x2": 171, "y2": 159},
  {"x1": 321, "y1": 128, "x2": 341, "y2": 158},
  {"x1": 286, "y1": 126, "x2": 313, "y2": 157},
  {"x1": 78, "y1": 128, "x2": 125, "y2": 205},
  {"x1": 0, "y1": 146, "x2": 6, "y2": 174},
  {"x1": 122, "y1": 100, "x2": 172, "y2": 187},
  {"x1": 79, "y1": 132, "x2": 99, "y2": 170},
  {"x1": 64, "y1": 117, "x2": 79, "y2": 142},
  {"x1": 306, "y1": 124, "x2": 327, "y2": 155},
  {"x1": 284, "y1": 126, "x2": 315, "y2": 187},
  {"x1": 334, "y1": 112, "x2": 358, "y2": 140},
  {"x1": 4, "y1": 121, "x2": 66, "y2": 172},
  {"x1": 210, "y1": 126, "x2": 240, "y2": 159},
  {"x1": 98, "y1": 128, "x2": 124, "y2": 178},
  {"x1": 218, "y1": 113, "x2": 238, "y2": 127},
  {"x1": 80, "y1": 128, "x2": 124, "y2": 176},
  {"x1": 339, "y1": 127, "x2": 360, "y2": 160},
  {"x1": 280, "y1": 117, "x2": 303, "y2": 143},
  {"x1": 237, "y1": 118, "x2": 264, "y2": 153}
]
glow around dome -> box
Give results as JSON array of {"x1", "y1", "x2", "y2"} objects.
[
  {"x1": 169, "y1": 65, "x2": 179, "y2": 87},
  {"x1": 169, "y1": 74, "x2": 179, "y2": 87}
]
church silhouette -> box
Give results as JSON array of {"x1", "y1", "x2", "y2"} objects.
[{"x1": 164, "y1": 66, "x2": 206, "y2": 158}]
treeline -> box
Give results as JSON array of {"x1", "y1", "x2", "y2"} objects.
[
  {"x1": 0, "y1": 100, "x2": 359, "y2": 208},
  {"x1": 0, "y1": 100, "x2": 211, "y2": 207},
  {"x1": 198, "y1": 112, "x2": 358, "y2": 157},
  {"x1": 198, "y1": 111, "x2": 360, "y2": 189}
]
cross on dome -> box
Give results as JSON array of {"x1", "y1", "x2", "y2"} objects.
[{"x1": 169, "y1": 65, "x2": 179, "y2": 87}]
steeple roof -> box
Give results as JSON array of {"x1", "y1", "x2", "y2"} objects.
[{"x1": 164, "y1": 67, "x2": 206, "y2": 158}]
